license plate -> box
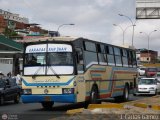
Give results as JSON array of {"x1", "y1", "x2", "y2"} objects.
[{"x1": 44, "y1": 96, "x2": 51, "y2": 101}]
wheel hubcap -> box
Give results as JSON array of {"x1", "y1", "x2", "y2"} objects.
[
  {"x1": 125, "y1": 88, "x2": 128, "y2": 99},
  {"x1": 91, "y1": 91, "x2": 95, "y2": 100}
]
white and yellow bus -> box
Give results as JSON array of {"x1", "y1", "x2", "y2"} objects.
[{"x1": 21, "y1": 37, "x2": 138, "y2": 109}]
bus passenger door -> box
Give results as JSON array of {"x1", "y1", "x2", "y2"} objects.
[{"x1": 76, "y1": 76, "x2": 86, "y2": 102}]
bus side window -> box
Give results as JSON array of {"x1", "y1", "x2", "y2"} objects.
[
  {"x1": 76, "y1": 48, "x2": 84, "y2": 74},
  {"x1": 132, "y1": 51, "x2": 137, "y2": 67},
  {"x1": 127, "y1": 50, "x2": 133, "y2": 67}
]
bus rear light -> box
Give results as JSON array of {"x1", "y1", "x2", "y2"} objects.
[
  {"x1": 62, "y1": 88, "x2": 74, "y2": 94},
  {"x1": 23, "y1": 89, "x2": 32, "y2": 94}
]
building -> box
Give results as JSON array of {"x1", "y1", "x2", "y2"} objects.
[
  {"x1": 0, "y1": 9, "x2": 48, "y2": 39},
  {"x1": 0, "y1": 9, "x2": 29, "y2": 24},
  {"x1": 136, "y1": 49, "x2": 158, "y2": 63},
  {"x1": 0, "y1": 35, "x2": 23, "y2": 76},
  {"x1": 0, "y1": 9, "x2": 49, "y2": 76}
]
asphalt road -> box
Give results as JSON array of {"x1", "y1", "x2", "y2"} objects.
[{"x1": 0, "y1": 95, "x2": 153, "y2": 120}]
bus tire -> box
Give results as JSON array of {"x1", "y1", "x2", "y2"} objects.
[
  {"x1": 41, "y1": 102, "x2": 54, "y2": 110},
  {"x1": 122, "y1": 84, "x2": 129, "y2": 101},
  {"x1": 90, "y1": 85, "x2": 99, "y2": 104},
  {"x1": 115, "y1": 84, "x2": 129, "y2": 102}
]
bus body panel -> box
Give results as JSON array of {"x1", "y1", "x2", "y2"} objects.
[{"x1": 81, "y1": 65, "x2": 137, "y2": 101}]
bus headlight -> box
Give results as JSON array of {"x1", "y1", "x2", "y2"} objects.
[
  {"x1": 23, "y1": 89, "x2": 32, "y2": 94},
  {"x1": 62, "y1": 88, "x2": 74, "y2": 94}
]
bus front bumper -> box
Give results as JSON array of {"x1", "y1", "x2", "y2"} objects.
[{"x1": 21, "y1": 94, "x2": 76, "y2": 103}]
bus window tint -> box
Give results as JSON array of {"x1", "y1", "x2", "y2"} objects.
[
  {"x1": 25, "y1": 53, "x2": 45, "y2": 66},
  {"x1": 48, "y1": 53, "x2": 73, "y2": 65},
  {"x1": 98, "y1": 54, "x2": 107, "y2": 64},
  {"x1": 97, "y1": 44, "x2": 107, "y2": 64},
  {"x1": 106, "y1": 46, "x2": 115, "y2": 66},
  {"x1": 84, "y1": 51, "x2": 98, "y2": 68},
  {"x1": 122, "y1": 49, "x2": 128, "y2": 67},
  {"x1": 132, "y1": 51, "x2": 137, "y2": 67},
  {"x1": 76, "y1": 48, "x2": 84, "y2": 73},
  {"x1": 85, "y1": 41, "x2": 96, "y2": 52},
  {"x1": 128, "y1": 51, "x2": 133, "y2": 67},
  {"x1": 114, "y1": 47, "x2": 122, "y2": 66}
]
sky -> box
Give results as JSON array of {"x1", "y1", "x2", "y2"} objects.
[{"x1": 0, "y1": 0, "x2": 160, "y2": 54}]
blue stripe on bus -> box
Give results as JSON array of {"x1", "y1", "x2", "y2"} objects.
[
  {"x1": 21, "y1": 94, "x2": 76, "y2": 103},
  {"x1": 22, "y1": 76, "x2": 75, "y2": 86}
]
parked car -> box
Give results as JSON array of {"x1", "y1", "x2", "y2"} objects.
[
  {"x1": 0, "y1": 77, "x2": 21, "y2": 105},
  {"x1": 135, "y1": 77, "x2": 160, "y2": 95},
  {"x1": 145, "y1": 67, "x2": 157, "y2": 77},
  {"x1": 137, "y1": 67, "x2": 146, "y2": 76}
]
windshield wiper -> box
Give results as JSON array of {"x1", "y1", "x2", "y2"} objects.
[
  {"x1": 47, "y1": 65, "x2": 60, "y2": 79},
  {"x1": 32, "y1": 58, "x2": 45, "y2": 79},
  {"x1": 32, "y1": 65, "x2": 45, "y2": 79}
]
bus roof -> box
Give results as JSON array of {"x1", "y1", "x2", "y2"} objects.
[
  {"x1": 18, "y1": 36, "x2": 136, "y2": 51},
  {"x1": 15, "y1": 36, "x2": 79, "y2": 43}
]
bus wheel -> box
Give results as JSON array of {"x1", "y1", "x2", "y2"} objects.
[
  {"x1": 90, "y1": 85, "x2": 99, "y2": 104},
  {"x1": 115, "y1": 85, "x2": 129, "y2": 102},
  {"x1": 41, "y1": 102, "x2": 54, "y2": 110}
]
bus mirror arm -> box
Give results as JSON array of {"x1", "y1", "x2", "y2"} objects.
[{"x1": 76, "y1": 52, "x2": 80, "y2": 63}]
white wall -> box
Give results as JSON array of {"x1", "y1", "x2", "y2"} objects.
[{"x1": 0, "y1": 63, "x2": 12, "y2": 76}]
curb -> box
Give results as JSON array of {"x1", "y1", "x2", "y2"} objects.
[
  {"x1": 66, "y1": 103, "x2": 124, "y2": 114},
  {"x1": 88, "y1": 103, "x2": 124, "y2": 110},
  {"x1": 134, "y1": 103, "x2": 160, "y2": 110},
  {"x1": 66, "y1": 108, "x2": 84, "y2": 114}
]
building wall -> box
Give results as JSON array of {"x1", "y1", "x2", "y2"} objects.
[
  {"x1": 140, "y1": 50, "x2": 158, "y2": 63},
  {"x1": 0, "y1": 9, "x2": 29, "y2": 24},
  {"x1": 0, "y1": 63, "x2": 12, "y2": 76},
  {"x1": 0, "y1": 15, "x2": 6, "y2": 33}
]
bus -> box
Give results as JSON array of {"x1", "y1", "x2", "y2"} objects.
[{"x1": 21, "y1": 37, "x2": 138, "y2": 109}]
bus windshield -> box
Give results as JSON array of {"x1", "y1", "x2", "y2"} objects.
[
  {"x1": 23, "y1": 43, "x2": 74, "y2": 75},
  {"x1": 48, "y1": 52, "x2": 73, "y2": 65}
]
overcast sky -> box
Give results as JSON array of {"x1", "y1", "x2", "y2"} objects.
[{"x1": 1, "y1": 0, "x2": 160, "y2": 54}]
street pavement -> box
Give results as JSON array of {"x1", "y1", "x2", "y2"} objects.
[{"x1": 0, "y1": 94, "x2": 153, "y2": 120}]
